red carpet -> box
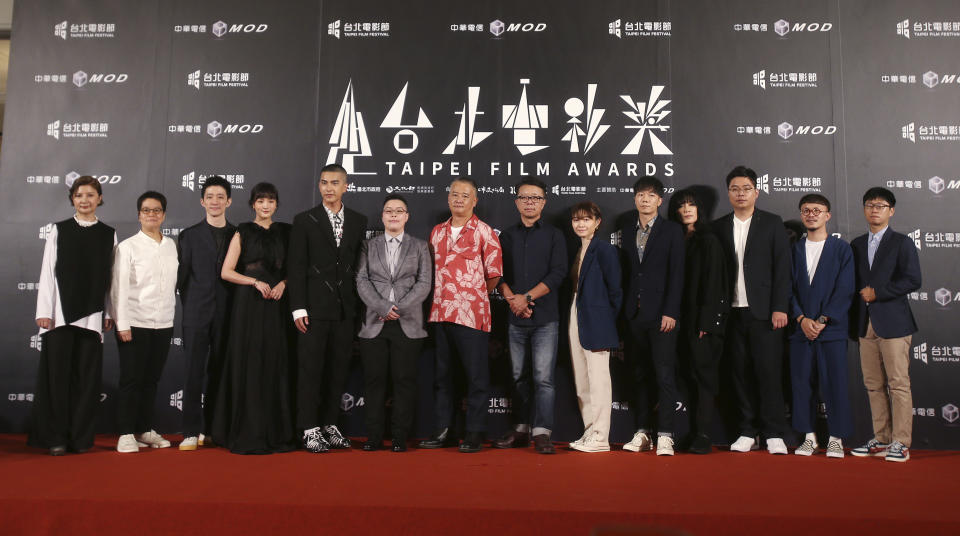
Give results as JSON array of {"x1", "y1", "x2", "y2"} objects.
[{"x1": 1, "y1": 434, "x2": 958, "y2": 535}]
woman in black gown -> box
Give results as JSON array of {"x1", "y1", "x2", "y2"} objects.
[{"x1": 212, "y1": 182, "x2": 296, "y2": 454}]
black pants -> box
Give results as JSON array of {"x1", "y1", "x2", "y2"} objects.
[
  {"x1": 433, "y1": 322, "x2": 490, "y2": 433},
  {"x1": 627, "y1": 319, "x2": 679, "y2": 435},
  {"x1": 296, "y1": 318, "x2": 354, "y2": 430},
  {"x1": 27, "y1": 326, "x2": 103, "y2": 450},
  {"x1": 181, "y1": 316, "x2": 228, "y2": 437},
  {"x1": 360, "y1": 321, "x2": 422, "y2": 442},
  {"x1": 680, "y1": 330, "x2": 724, "y2": 436},
  {"x1": 117, "y1": 327, "x2": 173, "y2": 435},
  {"x1": 727, "y1": 308, "x2": 788, "y2": 438}
]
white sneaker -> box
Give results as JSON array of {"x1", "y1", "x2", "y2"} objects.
[
  {"x1": 198, "y1": 433, "x2": 207, "y2": 447},
  {"x1": 826, "y1": 438, "x2": 844, "y2": 459},
  {"x1": 137, "y1": 430, "x2": 171, "y2": 449},
  {"x1": 179, "y1": 436, "x2": 199, "y2": 451},
  {"x1": 622, "y1": 430, "x2": 652, "y2": 452},
  {"x1": 569, "y1": 429, "x2": 592, "y2": 449},
  {"x1": 656, "y1": 435, "x2": 674, "y2": 456},
  {"x1": 571, "y1": 434, "x2": 610, "y2": 453},
  {"x1": 794, "y1": 438, "x2": 817, "y2": 456},
  {"x1": 730, "y1": 435, "x2": 758, "y2": 452},
  {"x1": 766, "y1": 437, "x2": 788, "y2": 455},
  {"x1": 117, "y1": 434, "x2": 139, "y2": 453}
]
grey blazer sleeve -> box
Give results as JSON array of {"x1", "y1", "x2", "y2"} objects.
[{"x1": 397, "y1": 240, "x2": 432, "y2": 314}]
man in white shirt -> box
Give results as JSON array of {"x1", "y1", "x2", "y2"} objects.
[
  {"x1": 111, "y1": 191, "x2": 179, "y2": 453},
  {"x1": 788, "y1": 194, "x2": 855, "y2": 458}
]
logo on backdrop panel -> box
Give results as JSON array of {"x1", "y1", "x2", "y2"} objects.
[
  {"x1": 33, "y1": 71, "x2": 128, "y2": 86},
  {"x1": 733, "y1": 19, "x2": 832, "y2": 36},
  {"x1": 912, "y1": 341, "x2": 960, "y2": 365},
  {"x1": 181, "y1": 172, "x2": 246, "y2": 192},
  {"x1": 443, "y1": 87, "x2": 492, "y2": 155},
  {"x1": 882, "y1": 70, "x2": 960, "y2": 88},
  {"x1": 621, "y1": 85, "x2": 672, "y2": 155},
  {"x1": 327, "y1": 79, "x2": 374, "y2": 175},
  {"x1": 895, "y1": 19, "x2": 960, "y2": 39},
  {"x1": 327, "y1": 20, "x2": 390, "y2": 39},
  {"x1": 608, "y1": 19, "x2": 672, "y2": 38},
  {"x1": 884, "y1": 175, "x2": 960, "y2": 195},
  {"x1": 46, "y1": 120, "x2": 110, "y2": 139},
  {"x1": 736, "y1": 122, "x2": 836, "y2": 139},
  {"x1": 380, "y1": 82, "x2": 433, "y2": 154},
  {"x1": 752, "y1": 70, "x2": 819, "y2": 89},
  {"x1": 502, "y1": 79, "x2": 549, "y2": 155},
  {"x1": 54, "y1": 21, "x2": 115, "y2": 39},
  {"x1": 166, "y1": 122, "x2": 263, "y2": 137},
  {"x1": 489, "y1": 20, "x2": 547, "y2": 37},
  {"x1": 173, "y1": 21, "x2": 269, "y2": 36},
  {"x1": 901, "y1": 122, "x2": 960, "y2": 142},
  {"x1": 944, "y1": 404, "x2": 959, "y2": 424},
  {"x1": 187, "y1": 70, "x2": 250, "y2": 90},
  {"x1": 562, "y1": 84, "x2": 610, "y2": 154}
]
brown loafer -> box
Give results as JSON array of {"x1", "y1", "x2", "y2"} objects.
[
  {"x1": 533, "y1": 434, "x2": 555, "y2": 454},
  {"x1": 493, "y1": 430, "x2": 530, "y2": 449}
]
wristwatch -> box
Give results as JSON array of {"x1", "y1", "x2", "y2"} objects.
[{"x1": 525, "y1": 293, "x2": 533, "y2": 304}]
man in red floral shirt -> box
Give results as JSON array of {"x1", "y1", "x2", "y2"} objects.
[{"x1": 419, "y1": 177, "x2": 503, "y2": 453}]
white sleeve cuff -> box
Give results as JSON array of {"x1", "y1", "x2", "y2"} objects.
[{"x1": 292, "y1": 309, "x2": 308, "y2": 320}]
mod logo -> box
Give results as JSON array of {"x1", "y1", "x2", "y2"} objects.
[{"x1": 774, "y1": 19, "x2": 833, "y2": 36}]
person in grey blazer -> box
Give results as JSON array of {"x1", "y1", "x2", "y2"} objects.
[{"x1": 355, "y1": 194, "x2": 432, "y2": 452}]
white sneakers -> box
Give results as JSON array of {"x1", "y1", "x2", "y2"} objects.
[
  {"x1": 655, "y1": 435, "x2": 674, "y2": 456},
  {"x1": 622, "y1": 430, "x2": 652, "y2": 452},
  {"x1": 766, "y1": 437, "x2": 788, "y2": 455},
  {"x1": 179, "y1": 436, "x2": 199, "y2": 451},
  {"x1": 117, "y1": 434, "x2": 139, "y2": 453},
  {"x1": 570, "y1": 431, "x2": 610, "y2": 453},
  {"x1": 794, "y1": 437, "x2": 817, "y2": 456},
  {"x1": 137, "y1": 430, "x2": 171, "y2": 449},
  {"x1": 730, "y1": 435, "x2": 759, "y2": 452}
]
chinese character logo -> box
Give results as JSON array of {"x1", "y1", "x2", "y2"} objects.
[
  {"x1": 380, "y1": 82, "x2": 433, "y2": 154},
  {"x1": 327, "y1": 79, "x2": 374, "y2": 174},
  {"x1": 562, "y1": 83, "x2": 610, "y2": 154},
  {"x1": 328, "y1": 19, "x2": 340, "y2": 39},
  {"x1": 621, "y1": 85, "x2": 672, "y2": 155},
  {"x1": 443, "y1": 86, "x2": 492, "y2": 154},
  {"x1": 502, "y1": 78, "x2": 549, "y2": 155}
]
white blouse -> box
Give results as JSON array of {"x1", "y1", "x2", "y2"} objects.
[{"x1": 110, "y1": 231, "x2": 179, "y2": 332}]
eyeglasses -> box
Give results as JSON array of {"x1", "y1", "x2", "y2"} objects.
[
  {"x1": 140, "y1": 208, "x2": 164, "y2": 215},
  {"x1": 800, "y1": 208, "x2": 826, "y2": 217},
  {"x1": 864, "y1": 203, "x2": 891, "y2": 211},
  {"x1": 728, "y1": 186, "x2": 755, "y2": 194},
  {"x1": 516, "y1": 195, "x2": 545, "y2": 203},
  {"x1": 383, "y1": 209, "x2": 407, "y2": 216}
]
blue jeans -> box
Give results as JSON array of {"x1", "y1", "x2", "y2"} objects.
[{"x1": 507, "y1": 321, "x2": 558, "y2": 436}]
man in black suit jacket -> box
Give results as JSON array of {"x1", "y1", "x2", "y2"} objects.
[
  {"x1": 620, "y1": 176, "x2": 685, "y2": 456},
  {"x1": 714, "y1": 166, "x2": 791, "y2": 455},
  {"x1": 176, "y1": 176, "x2": 235, "y2": 451},
  {"x1": 288, "y1": 163, "x2": 368, "y2": 453},
  {"x1": 849, "y1": 187, "x2": 920, "y2": 463}
]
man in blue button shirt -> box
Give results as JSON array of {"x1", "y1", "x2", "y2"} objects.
[{"x1": 494, "y1": 178, "x2": 567, "y2": 454}]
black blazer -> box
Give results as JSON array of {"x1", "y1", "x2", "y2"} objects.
[
  {"x1": 850, "y1": 228, "x2": 921, "y2": 339},
  {"x1": 287, "y1": 205, "x2": 368, "y2": 321},
  {"x1": 620, "y1": 213, "x2": 685, "y2": 327},
  {"x1": 177, "y1": 220, "x2": 236, "y2": 327},
  {"x1": 681, "y1": 228, "x2": 729, "y2": 335},
  {"x1": 714, "y1": 209, "x2": 792, "y2": 319}
]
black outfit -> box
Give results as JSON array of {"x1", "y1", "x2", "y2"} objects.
[
  {"x1": 359, "y1": 322, "x2": 422, "y2": 444},
  {"x1": 212, "y1": 222, "x2": 296, "y2": 454},
  {"x1": 620, "y1": 214, "x2": 685, "y2": 436},
  {"x1": 177, "y1": 220, "x2": 236, "y2": 438},
  {"x1": 117, "y1": 327, "x2": 173, "y2": 434},
  {"x1": 714, "y1": 209, "x2": 792, "y2": 439},
  {"x1": 677, "y1": 228, "x2": 729, "y2": 438},
  {"x1": 498, "y1": 220, "x2": 568, "y2": 326},
  {"x1": 28, "y1": 218, "x2": 114, "y2": 452},
  {"x1": 287, "y1": 205, "x2": 367, "y2": 430}
]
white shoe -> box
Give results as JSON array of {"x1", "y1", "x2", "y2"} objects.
[
  {"x1": 766, "y1": 437, "x2": 788, "y2": 455},
  {"x1": 179, "y1": 436, "x2": 199, "y2": 451},
  {"x1": 656, "y1": 435, "x2": 674, "y2": 456},
  {"x1": 198, "y1": 433, "x2": 207, "y2": 447},
  {"x1": 622, "y1": 430, "x2": 652, "y2": 452},
  {"x1": 137, "y1": 430, "x2": 171, "y2": 449},
  {"x1": 571, "y1": 433, "x2": 610, "y2": 453},
  {"x1": 117, "y1": 434, "x2": 139, "y2": 453},
  {"x1": 794, "y1": 438, "x2": 817, "y2": 456},
  {"x1": 825, "y1": 438, "x2": 844, "y2": 459},
  {"x1": 569, "y1": 429, "x2": 592, "y2": 449},
  {"x1": 730, "y1": 435, "x2": 758, "y2": 452}
]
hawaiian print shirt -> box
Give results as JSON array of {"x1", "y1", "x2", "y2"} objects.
[{"x1": 429, "y1": 214, "x2": 503, "y2": 332}]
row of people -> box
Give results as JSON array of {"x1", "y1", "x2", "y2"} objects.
[{"x1": 29, "y1": 166, "x2": 919, "y2": 463}]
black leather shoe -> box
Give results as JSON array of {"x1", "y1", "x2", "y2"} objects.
[
  {"x1": 533, "y1": 434, "x2": 555, "y2": 454},
  {"x1": 418, "y1": 428, "x2": 453, "y2": 449},
  {"x1": 392, "y1": 439, "x2": 407, "y2": 452},
  {"x1": 362, "y1": 439, "x2": 382, "y2": 451},
  {"x1": 459, "y1": 432, "x2": 483, "y2": 453},
  {"x1": 49, "y1": 445, "x2": 67, "y2": 456},
  {"x1": 493, "y1": 430, "x2": 530, "y2": 449},
  {"x1": 689, "y1": 433, "x2": 712, "y2": 454}
]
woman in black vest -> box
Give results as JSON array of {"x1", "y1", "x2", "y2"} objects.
[{"x1": 30, "y1": 176, "x2": 117, "y2": 456}]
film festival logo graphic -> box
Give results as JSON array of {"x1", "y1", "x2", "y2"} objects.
[
  {"x1": 608, "y1": 19, "x2": 672, "y2": 38},
  {"x1": 188, "y1": 70, "x2": 250, "y2": 90},
  {"x1": 896, "y1": 19, "x2": 960, "y2": 39},
  {"x1": 562, "y1": 84, "x2": 610, "y2": 154},
  {"x1": 380, "y1": 82, "x2": 433, "y2": 155},
  {"x1": 621, "y1": 85, "x2": 672, "y2": 155},
  {"x1": 443, "y1": 86, "x2": 492, "y2": 155},
  {"x1": 753, "y1": 70, "x2": 819, "y2": 90},
  {"x1": 182, "y1": 171, "x2": 246, "y2": 192},
  {"x1": 46, "y1": 120, "x2": 109, "y2": 140},
  {"x1": 914, "y1": 342, "x2": 928, "y2": 364},
  {"x1": 327, "y1": 79, "x2": 375, "y2": 175},
  {"x1": 902, "y1": 121, "x2": 960, "y2": 143},
  {"x1": 502, "y1": 79, "x2": 550, "y2": 155},
  {"x1": 54, "y1": 20, "x2": 116, "y2": 39},
  {"x1": 327, "y1": 19, "x2": 390, "y2": 39}
]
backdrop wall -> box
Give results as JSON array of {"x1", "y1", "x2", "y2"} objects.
[{"x1": 1, "y1": 0, "x2": 957, "y2": 449}]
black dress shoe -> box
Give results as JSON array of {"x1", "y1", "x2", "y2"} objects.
[
  {"x1": 392, "y1": 439, "x2": 407, "y2": 452},
  {"x1": 418, "y1": 428, "x2": 453, "y2": 449},
  {"x1": 459, "y1": 432, "x2": 483, "y2": 453},
  {"x1": 493, "y1": 430, "x2": 530, "y2": 449},
  {"x1": 49, "y1": 445, "x2": 67, "y2": 456},
  {"x1": 362, "y1": 439, "x2": 382, "y2": 451},
  {"x1": 533, "y1": 434, "x2": 555, "y2": 454},
  {"x1": 689, "y1": 433, "x2": 712, "y2": 454}
]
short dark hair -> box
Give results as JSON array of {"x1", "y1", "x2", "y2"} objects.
[
  {"x1": 862, "y1": 187, "x2": 896, "y2": 207},
  {"x1": 383, "y1": 193, "x2": 408, "y2": 209},
  {"x1": 201, "y1": 176, "x2": 232, "y2": 199},
  {"x1": 137, "y1": 190, "x2": 167, "y2": 212},
  {"x1": 798, "y1": 193, "x2": 831, "y2": 212},
  {"x1": 726, "y1": 165, "x2": 758, "y2": 187},
  {"x1": 570, "y1": 201, "x2": 602, "y2": 221},
  {"x1": 249, "y1": 182, "x2": 279, "y2": 207},
  {"x1": 667, "y1": 188, "x2": 703, "y2": 228},
  {"x1": 515, "y1": 178, "x2": 547, "y2": 197},
  {"x1": 68, "y1": 176, "x2": 104, "y2": 206},
  {"x1": 451, "y1": 176, "x2": 478, "y2": 193},
  {"x1": 632, "y1": 175, "x2": 664, "y2": 197},
  {"x1": 320, "y1": 163, "x2": 347, "y2": 177}
]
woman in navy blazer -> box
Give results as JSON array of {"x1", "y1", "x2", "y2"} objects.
[{"x1": 567, "y1": 201, "x2": 623, "y2": 453}]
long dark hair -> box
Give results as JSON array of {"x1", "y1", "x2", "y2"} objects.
[{"x1": 667, "y1": 188, "x2": 708, "y2": 235}]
